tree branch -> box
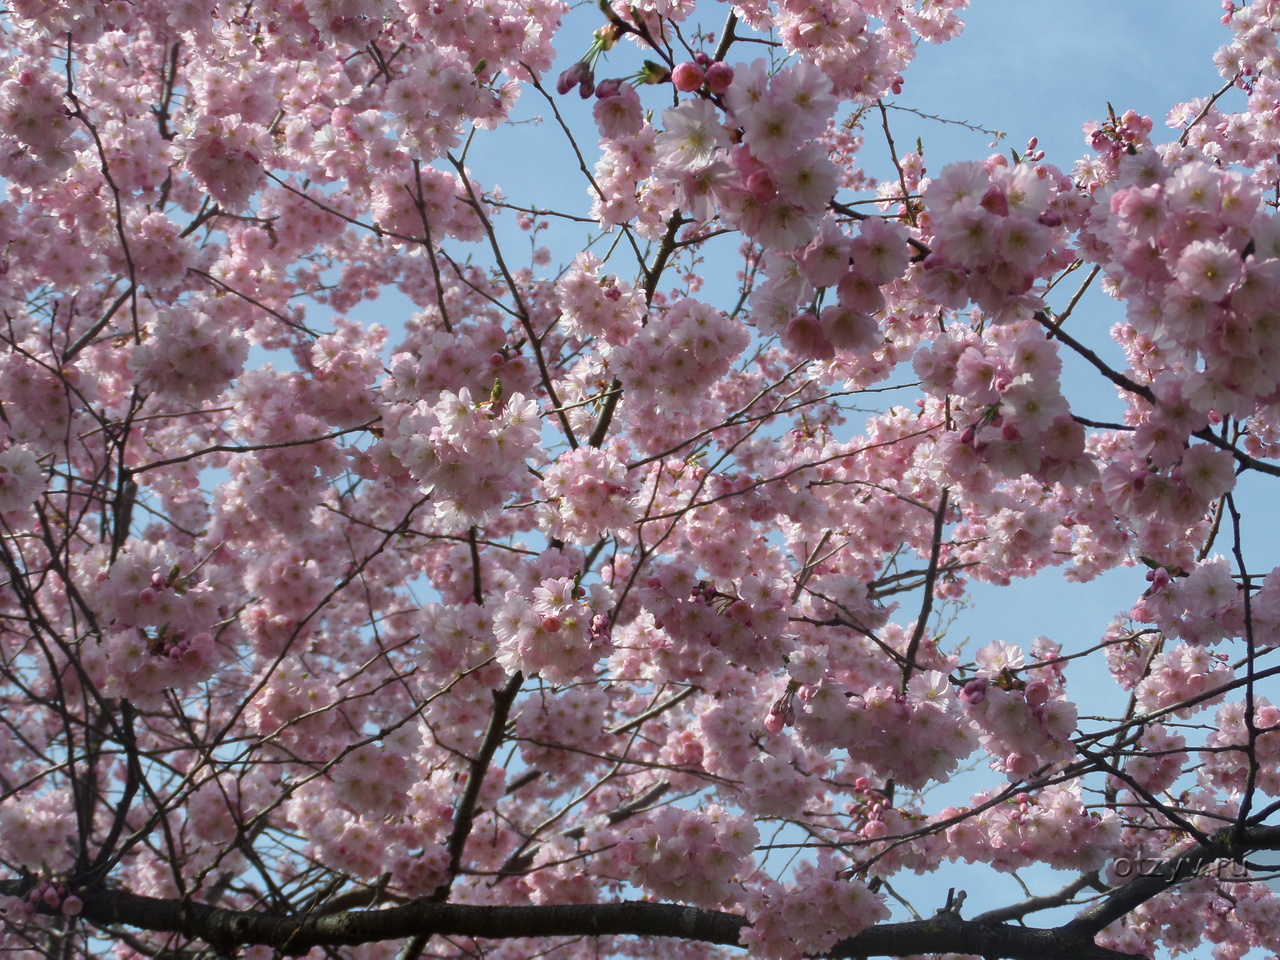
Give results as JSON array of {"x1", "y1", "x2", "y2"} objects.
[{"x1": 12, "y1": 824, "x2": 1279, "y2": 957}]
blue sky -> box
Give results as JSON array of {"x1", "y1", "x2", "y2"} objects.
[{"x1": 883, "y1": 1, "x2": 1231, "y2": 169}]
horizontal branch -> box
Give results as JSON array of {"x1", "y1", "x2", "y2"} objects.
[
  {"x1": 0, "y1": 876, "x2": 1191, "y2": 960},
  {"x1": 830, "y1": 915, "x2": 1137, "y2": 960},
  {"x1": 22, "y1": 891, "x2": 747, "y2": 956},
  {"x1": 5, "y1": 885, "x2": 1126, "y2": 960},
  {"x1": 2, "y1": 887, "x2": 1147, "y2": 960},
  {"x1": 6, "y1": 821, "x2": 1279, "y2": 958}
]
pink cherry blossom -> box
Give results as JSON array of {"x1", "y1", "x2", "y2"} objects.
[
  {"x1": 593, "y1": 82, "x2": 643, "y2": 138},
  {"x1": 1176, "y1": 239, "x2": 1245, "y2": 300},
  {"x1": 656, "y1": 99, "x2": 730, "y2": 170}
]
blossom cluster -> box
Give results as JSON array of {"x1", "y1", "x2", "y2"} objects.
[
  {"x1": 175, "y1": 114, "x2": 270, "y2": 210},
  {"x1": 1122, "y1": 723, "x2": 1188, "y2": 795},
  {"x1": 514, "y1": 684, "x2": 614, "y2": 786},
  {"x1": 0, "y1": 443, "x2": 44, "y2": 514},
  {"x1": 609, "y1": 296, "x2": 750, "y2": 414},
  {"x1": 740, "y1": 868, "x2": 889, "y2": 960},
  {"x1": 0, "y1": 64, "x2": 76, "y2": 184},
  {"x1": 390, "y1": 388, "x2": 542, "y2": 525},
  {"x1": 1200, "y1": 698, "x2": 1280, "y2": 796},
  {"x1": 1135, "y1": 643, "x2": 1236, "y2": 717},
  {"x1": 919, "y1": 158, "x2": 1076, "y2": 316},
  {"x1": 618, "y1": 805, "x2": 758, "y2": 908},
  {"x1": 538, "y1": 445, "x2": 637, "y2": 544},
  {"x1": 935, "y1": 784, "x2": 1119, "y2": 874},
  {"x1": 666, "y1": 60, "x2": 840, "y2": 251},
  {"x1": 961, "y1": 680, "x2": 1078, "y2": 778},
  {"x1": 1129, "y1": 554, "x2": 1280, "y2": 653},
  {"x1": 0, "y1": 790, "x2": 75, "y2": 874},
  {"x1": 749, "y1": 214, "x2": 911, "y2": 359},
  {"x1": 386, "y1": 319, "x2": 536, "y2": 408},
  {"x1": 556, "y1": 253, "x2": 646, "y2": 346},
  {"x1": 494, "y1": 577, "x2": 614, "y2": 683},
  {"x1": 590, "y1": 56, "x2": 853, "y2": 252},
  {"x1": 1082, "y1": 158, "x2": 1280, "y2": 421},
  {"x1": 793, "y1": 672, "x2": 973, "y2": 788},
  {"x1": 0, "y1": 351, "x2": 82, "y2": 453},
  {"x1": 637, "y1": 567, "x2": 793, "y2": 678},
  {"x1": 130, "y1": 302, "x2": 250, "y2": 404},
  {"x1": 914, "y1": 311, "x2": 1091, "y2": 490}
]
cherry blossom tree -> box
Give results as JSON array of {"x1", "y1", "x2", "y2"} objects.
[{"x1": 3, "y1": 1, "x2": 1280, "y2": 958}]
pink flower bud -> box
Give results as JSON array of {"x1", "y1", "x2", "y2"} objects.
[
  {"x1": 556, "y1": 61, "x2": 591, "y2": 96},
  {"x1": 672, "y1": 62, "x2": 705, "y2": 92},
  {"x1": 1005, "y1": 752, "x2": 1036, "y2": 777},
  {"x1": 782, "y1": 313, "x2": 835, "y2": 361},
  {"x1": 540, "y1": 614, "x2": 562, "y2": 634},
  {"x1": 746, "y1": 169, "x2": 777, "y2": 203},
  {"x1": 1024, "y1": 680, "x2": 1050, "y2": 707},
  {"x1": 595, "y1": 78, "x2": 624, "y2": 100},
  {"x1": 861, "y1": 819, "x2": 888, "y2": 839},
  {"x1": 765, "y1": 691, "x2": 795, "y2": 733},
  {"x1": 961, "y1": 678, "x2": 988, "y2": 704},
  {"x1": 705, "y1": 61, "x2": 734, "y2": 94},
  {"x1": 60, "y1": 895, "x2": 82, "y2": 917}
]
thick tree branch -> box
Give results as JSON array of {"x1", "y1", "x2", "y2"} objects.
[
  {"x1": 7, "y1": 824, "x2": 1276, "y2": 957},
  {"x1": 0, "y1": 888, "x2": 1138, "y2": 959}
]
